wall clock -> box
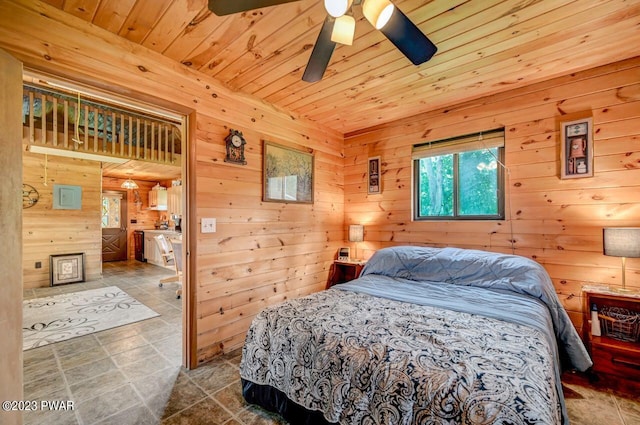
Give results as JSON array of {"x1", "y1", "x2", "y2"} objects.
[
  {"x1": 23, "y1": 183, "x2": 39, "y2": 208},
  {"x1": 224, "y1": 129, "x2": 247, "y2": 165}
]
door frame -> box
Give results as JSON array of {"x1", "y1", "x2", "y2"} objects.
[
  {"x1": 22, "y1": 69, "x2": 197, "y2": 370},
  {"x1": 0, "y1": 48, "x2": 24, "y2": 425}
]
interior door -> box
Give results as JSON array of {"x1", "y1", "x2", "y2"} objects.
[{"x1": 101, "y1": 190, "x2": 128, "y2": 262}]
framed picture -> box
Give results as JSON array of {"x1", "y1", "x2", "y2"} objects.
[
  {"x1": 560, "y1": 117, "x2": 593, "y2": 179},
  {"x1": 368, "y1": 156, "x2": 381, "y2": 194},
  {"x1": 50, "y1": 253, "x2": 85, "y2": 286},
  {"x1": 263, "y1": 141, "x2": 314, "y2": 204}
]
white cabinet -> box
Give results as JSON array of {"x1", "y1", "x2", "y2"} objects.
[
  {"x1": 167, "y1": 185, "x2": 182, "y2": 216},
  {"x1": 149, "y1": 189, "x2": 167, "y2": 210}
]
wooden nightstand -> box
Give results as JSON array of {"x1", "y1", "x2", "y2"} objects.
[
  {"x1": 582, "y1": 286, "x2": 640, "y2": 387},
  {"x1": 326, "y1": 260, "x2": 365, "y2": 289}
]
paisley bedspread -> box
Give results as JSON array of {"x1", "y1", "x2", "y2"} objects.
[{"x1": 239, "y1": 246, "x2": 592, "y2": 425}]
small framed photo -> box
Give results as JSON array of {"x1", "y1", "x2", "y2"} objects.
[
  {"x1": 560, "y1": 117, "x2": 593, "y2": 179},
  {"x1": 368, "y1": 156, "x2": 381, "y2": 194},
  {"x1": 50, "y1": 253, "x2": 85, "y2": 286}
]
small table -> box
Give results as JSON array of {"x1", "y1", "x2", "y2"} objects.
[
  {"x1": 582, "y1": 285, "x2": 640, "y2": 389},
  {"x1": 326, "y1": 260, "x2": 366, "y2": 289}
]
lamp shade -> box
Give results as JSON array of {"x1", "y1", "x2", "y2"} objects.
[
  {"x1": 363, "y1": 0, "x2": 394, "y2": 29},
  {"x1": 121, "y1": 178, "x2": 139, "y2": 190},
  {"x1": 324, "y1": 0, "x2": 353, "y2": 18},
  {"x1": 331, "y1": 15, "x2": 356, "y2": 45},
  {"x1": 603, "y1": 228, "x2": 640, "y2": 258},
  {"x1": 349, "y1": 224, "x2": 364, "y2": 242}
]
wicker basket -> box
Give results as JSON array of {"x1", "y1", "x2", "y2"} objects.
[{"x1": 598, "y1": 306, "x2": 640, "y2": 342}]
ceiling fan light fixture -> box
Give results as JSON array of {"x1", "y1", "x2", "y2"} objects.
[
  {"x1": 324, "y1": 0, "x2": 353, "y2": 18},
  {"x1": 331, "y1": 14, "x2": 355, "y2": 45},
  {"x1": 363, "y1": 0, "x2": 394, "y2": 29}
]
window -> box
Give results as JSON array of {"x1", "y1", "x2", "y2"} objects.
[
  {"x1": 102, "y1": 193, "x2": 122, "y2": 228},
  {"x1": 413, "y1": 129, "x2": 505, "y2": 220}
]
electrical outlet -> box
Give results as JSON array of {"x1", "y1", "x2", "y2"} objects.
[
  {"x1": 35, "y1": 261, "x2": 41, "y2": 269},
  {"x1": 201, "y1": 218, "x2": 216, "y2": 233}
]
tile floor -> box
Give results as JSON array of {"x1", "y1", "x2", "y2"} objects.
[{"x1": 22, "y1": 260, "x2": 639, "y2": 425}]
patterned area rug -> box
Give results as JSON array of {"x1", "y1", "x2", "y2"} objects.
[{"x1": 23, "y1": 286, "x2": 159, "y2": 351}]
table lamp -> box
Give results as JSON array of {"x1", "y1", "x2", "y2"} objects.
[
  {"x1": 603, "y1": 227, "x2": 640, "y2": 291},
  {"x1": 348, "y1": 224, "x2": 364, "y2": 261}
]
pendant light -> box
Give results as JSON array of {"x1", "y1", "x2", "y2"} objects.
[{"x1": 121, "y1": 174, "x2": 139, "y2": 190}]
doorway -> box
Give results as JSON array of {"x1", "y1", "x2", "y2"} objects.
[
  {"x1": 21, "y1": 69, "x2": 194, "y2": 369},
  {"x1": 101, "y1": 190, "x2": 128, "y2": 262}
]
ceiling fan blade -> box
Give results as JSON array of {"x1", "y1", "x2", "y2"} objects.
[
  {"x1": 208, "y1": 0, "x2": 301, "y2": 16},
  {"x1": 379, "y1": 7, "x2": 437, "y2": 65},
  {"x1": 302, "y1": 16, "x2": 337, "y2": 83}
]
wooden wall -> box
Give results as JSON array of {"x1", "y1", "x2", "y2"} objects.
[
  {"x1": 344, "y1": 56, "x2": 640, "y2": 332},
  {"x1": 0, "y1": 0, "x2": 344, "y2": 363},
  {"x1": 193, "y1": 117, "x2": 344, "y2": 361},
  {"x1": 22, "y1": 150, "x2": 102, "y2": 288},
  {"x1": 102, "y1": 177, "x2": 162, "y2": 260}
]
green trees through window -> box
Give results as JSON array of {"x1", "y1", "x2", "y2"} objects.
[{"x1": 414, "y1": 136, "x2": 504, "y2": 220}]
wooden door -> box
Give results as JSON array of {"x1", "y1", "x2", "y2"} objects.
[{"x1": 101, "y1": 190, "x2": 128, "y2": 262}]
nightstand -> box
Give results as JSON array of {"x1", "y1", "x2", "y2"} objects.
[
  {"x1": 582, "y1": 286, "x2": 640, "y2": 386},
  {"x1": 326, "y1": 260, "x2": 365, "y2": 289}
]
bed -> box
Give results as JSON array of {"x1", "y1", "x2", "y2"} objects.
[{"x1": 239, "y1": 246, "x2": 592, "y2": 424}]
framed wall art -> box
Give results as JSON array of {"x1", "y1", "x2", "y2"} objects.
[
  {"x1": 368, "y1": 156, "x2": 381, "y2": 194},
  {"x1": 263, "y1": 141, "x2": 314, "y2": 204},
  {"x1": 560, "y1": 117, "x2": 593, "y2": 179},
  {"x1": 50, "y1": 253, "x2": 85, "y2": 286}
]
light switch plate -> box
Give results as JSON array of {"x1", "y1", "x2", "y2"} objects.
[{"x1": 201, "y1": 218, "x2": 216, "y2": 233}]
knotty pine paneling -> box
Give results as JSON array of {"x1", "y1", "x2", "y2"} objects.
[
  {"x1": 0, "y1": 0, "x2": 344, "y2": 364},
  {"x1": 344, "y1": 57, "x2": 640, "y2": 335},
  {"x1": 22, "y1": 150, "x2": 102, "y2": 288}
]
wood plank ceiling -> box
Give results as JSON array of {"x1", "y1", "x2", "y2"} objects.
[{"x1": 41, "y1": 0, "x2": 640, "y2": 136}]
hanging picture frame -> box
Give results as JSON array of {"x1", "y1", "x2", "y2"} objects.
[
  {"x1": 560, "y1": 117, "x2": 593, "y2": 179},
  {"x1": 263, "y1": 141, "x2": 314, "y2": 204},
  {"x1": 368, "y1": 156, "x2": 381, "y2": 194}
]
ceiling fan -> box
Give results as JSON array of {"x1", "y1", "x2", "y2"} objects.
[{"x1": 208, "y1": 0, "x2": 437, "y2": 83}]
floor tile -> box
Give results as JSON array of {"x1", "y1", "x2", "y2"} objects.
[
  {"x1": 101, "y1": 333, "x2": 149, "y2": 356},
  {"x1": 93, "y1": 404, "x2": 157, "y2": 425},
  {"x1": 68, "y1": 369, "x2": 128, "y2": 403},
  {"x1": 161, "y1": 397, "x2": 231, "y2": 425},
  {"x1": 76, "y1": 384, "x2": 141, "y2": 424},
  {"x1": 187, "y1": 361, "x2": 241, "y2": 394},
  {"x1": 119, "y1": 353, "x2": 171, "y2": 381},
  {"x1": 58, "y1": 344, "x2": 110, "y2": 371},
  {"x1": 111, "y1": 344, "x2": 159, "y2": 367},
  {"x1": 53, "y1": 334, "x2": 101, "y2": 358},
  {"x1": 212, "y1": 381, "x2": 246, "y2": 415},
  {"x1": 63, "y1": 357, "x2": 116, "y2": 385}
]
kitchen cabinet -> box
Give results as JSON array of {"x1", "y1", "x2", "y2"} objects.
[
  {"x1": 149, "y1": 189, "x2": 167, "y2": 211},
  {"x1": 167, "y1": 185, "x2": 182, "y2": 216},
  {"x1": 143, "y1": 230, "x2": 181, "y2": 268}
]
